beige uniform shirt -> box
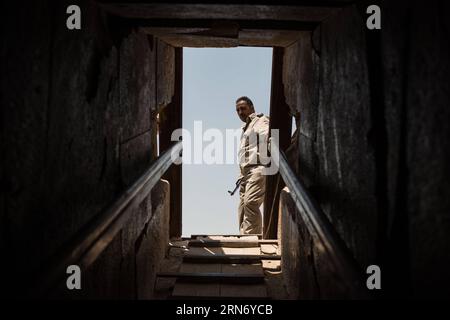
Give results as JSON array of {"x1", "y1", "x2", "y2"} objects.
[{"x1": 238, "y1": 113, "x2": 270, "y2": 176}]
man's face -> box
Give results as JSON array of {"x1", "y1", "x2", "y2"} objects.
[{"x1": 236, "y1": 100, "x2": 254, "y2": 122}]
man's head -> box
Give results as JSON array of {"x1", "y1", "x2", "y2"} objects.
[{"x1": 235, "y1": 96, "x2": 255, "y2": 122}]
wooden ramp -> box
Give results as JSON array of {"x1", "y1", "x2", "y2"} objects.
[{"x1": 157, "y1": 235, "x2": 280, "y2": 299}]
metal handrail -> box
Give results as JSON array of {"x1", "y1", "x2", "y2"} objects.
[
  {"x1": 32, "y1": 141, "x2": 182, "y2": 296},
  {"x1": 278, "y1": 150, "x2": 368, "y2": 298}
]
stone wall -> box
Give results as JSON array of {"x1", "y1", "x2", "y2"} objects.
[
  {"x1": 280, "y1": 1, "x2": 450, "y2": 298},
  {"x1": 1, "y1": 0, "x2": 175, "y2": 298},
  {"x1": 381, "y1": 0, "x2": 450, "y2": 298}
]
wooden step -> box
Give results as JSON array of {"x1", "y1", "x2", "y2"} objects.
[
  {"x1": 183, "y1": 254, "x2": 281, "y2": 264},
  {"x1": 186, "y1": 246, "x2": 261, "y2": 256},
  {"x1": 171, "y1": 262, "x2": 268, "y2": 299},
  {"x1": 160, "y1": 262, "x2": 265, "y2": 284},
  {"x1": 191, "y1": 234, "x2": 262, "y2": 240},
  {"x1": 157, "y1": 272, "x2": 265, "y2": 284},
  {"x1": 168, "y1": 234, "x2": 277, "y2": 299},
  {"x1": 188, "y1": 239, "x2": 278, "y2": 248},
  {"x1": 178, "y1": 262, "x2": 264, "y2": 274},
  {"x1": 171, "y1": 282, "x2": 268, "y2": 299}
]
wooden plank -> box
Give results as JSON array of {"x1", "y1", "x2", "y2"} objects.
[
  {"x1": 238, "y1": 29, "x2": 305, "y2": 47},
  {"x1": 189, "y1": 238, "x2": 274, "y2": 243},
  {"x1": 172, "y1": 282, "x2": 220, "y2": 298},
  {"x1": 220, "y1": 283, "x2": 268, "y2": 298},
  {"x1": 140, "y1": 27, "x2": 306, "y2": 48},
  {"x1": 123, "y1": 18, "x2": 318, "y2": 38},
  {"x1": 179, "y1": 263, "x2": 263, "y2": 274},
  {"x1": 157, "y1": 34, "x2": 238, "y2": 48},
  {"x1": 184, "y1": 247, "x2": 222, "y2": 256},
  {"x1": 159, "y1": 48, "x2": 182, "y2": 238},
  {"x1": 264, "y1": 46, "x2": 292, "y2": 239},
  {"x1": 183, "y1": 254, "x2": 281, "y2": 264},
  {"x1": 180, "y1": 263, "x2": 221, "y2": 273},
  {"x1": 98, "y1": 4, "x2": 346, "y2": 22},
  {"x1": 158, "y1": 272, "x2": 264, "y2": 284},
  {"x1": 191, "y1": 234, "x2": 261, "y2": 239},
  {"x1": 172, "y1": 283, "x2": 268, "y2": 299},
  {"x1": 221, "y1": 263, "x2": 264, "y2": 275},
  {"x1": 173, "y1": 264, "x2": 221, "y2": 297},
  {"x1": 171, "y1": 263, "x2": 268, "y2": 298},
  {"x1": 185, "y1": 247, "x2": 261, "y2": 256},
  {"x1": 223, "y1": 247, "x2": 261, "y2": 255},
  {"x1": 241, "y1": 247, "x2": 261, "y2": 255},
  {"x1": 188, "y1": 239, "x2": 278, "y2": 248}
]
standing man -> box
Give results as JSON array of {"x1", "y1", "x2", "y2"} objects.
[{"x1": 235, "y1": 96, "x2": 270, "y2": 234}]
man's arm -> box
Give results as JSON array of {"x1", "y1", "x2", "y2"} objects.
[{"x1": 257, "y1": 116, "x2": 271, "y2": 164}]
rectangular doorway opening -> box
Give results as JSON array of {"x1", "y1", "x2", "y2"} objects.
[{"x1": 182, "y1": 47, "x2": 273, "y2": 237}]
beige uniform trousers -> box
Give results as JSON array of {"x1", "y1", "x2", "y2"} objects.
[{"x1": 238, "y1": 166, "x2": 266, "y2": 234}]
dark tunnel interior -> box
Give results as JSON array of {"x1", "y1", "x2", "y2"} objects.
[{"x1": 1, "y1": 0, "x2": 450, "y2": 300}]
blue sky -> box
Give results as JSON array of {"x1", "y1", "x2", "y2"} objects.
[{"x1": 182, "y1": 47, "x2": 273, "y2": 236}]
